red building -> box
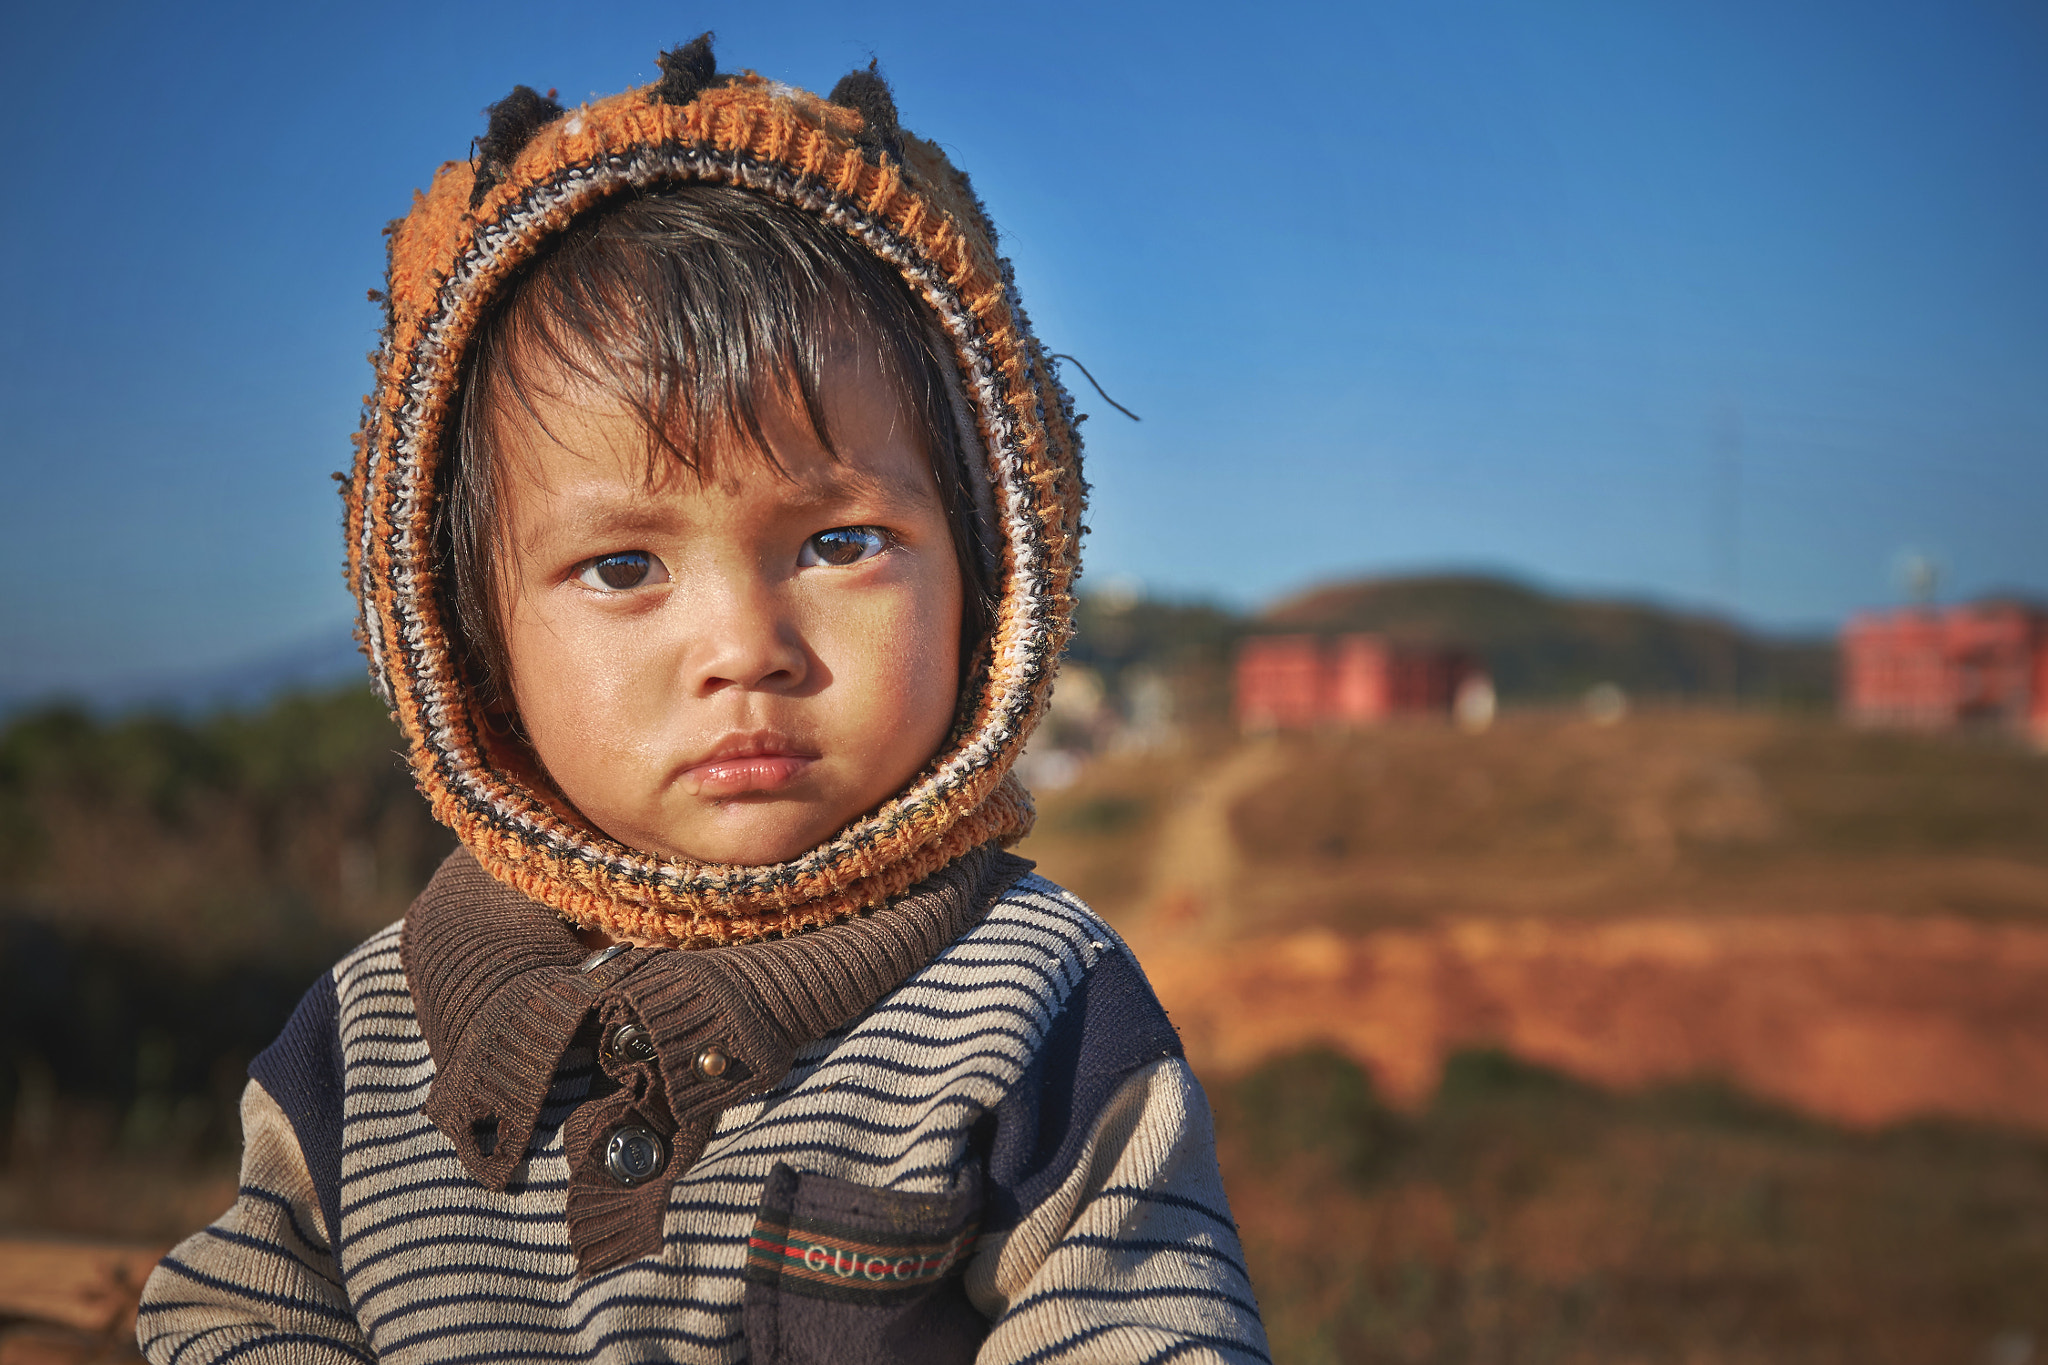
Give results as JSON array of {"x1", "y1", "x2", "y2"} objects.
[
  {"x1": 1841, "y1": 603, "x2": 2048, "y2": 735},
  {"x1": 1236, "y1": 633, "x2": 1479, "y2": 730}
]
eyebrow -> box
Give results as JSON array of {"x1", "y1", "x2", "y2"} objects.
[
  {"x1": 772, "y1": 457, "x2": 936, "y2": 510},
  {"x1": 510, "y1": 483, "x2": 666, "y2": 536},
  {"x1": 511, "y1": 454, "x2": 937, "y2": 558}
]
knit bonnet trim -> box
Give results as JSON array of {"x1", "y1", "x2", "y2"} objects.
[{"x1": 343, "y1": 39, "x2": 1085, "y2": 946}]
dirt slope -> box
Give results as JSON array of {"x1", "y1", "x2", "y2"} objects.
[{"x1": 1020, "y1": 712, "x2": 2048, "y2": 1133}]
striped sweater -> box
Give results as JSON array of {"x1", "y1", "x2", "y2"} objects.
[{"x1": 137, "y1": 869, "x2": 1269, "y2": 1363}]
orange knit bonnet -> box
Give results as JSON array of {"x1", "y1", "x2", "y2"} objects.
[{"x1": 342, "y1": 38, "x2": 1084, "y2": 946}]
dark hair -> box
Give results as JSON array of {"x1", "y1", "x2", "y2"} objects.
[{"x1": 441, "y1": 184, "x2": 996, "y2": 709}]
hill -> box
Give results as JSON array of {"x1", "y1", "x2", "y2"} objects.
[
  {"x1": 1256, "y1": 573, "x2": 1835, "y2": 705},
  {"x1": 1057, "y1": 573, "x2": 1839, "y2": 718},
  {"x1": 0, "y1": 625, "x2": 366, "y2": 721}
]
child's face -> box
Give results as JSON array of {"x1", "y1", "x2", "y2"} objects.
[{"x1": 491, "y1": 357, "x2": 964, "y2": 868}]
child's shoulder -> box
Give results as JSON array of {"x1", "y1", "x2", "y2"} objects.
[
  {"x1": 973, "y1": 867, "x2": 1122, "y2": 948},
  {"x1": 255, "y1": 920, "x2": 406, "y2": 1065},
  {"x1": 850, "y1": 869, "x2": 1194, "y2": 1238},
  {"x1": 931, "y1": 868, "x2": 1151, "y2": 1006},
  {"x1": 333, "y1": 918, "x2": 407, "y2": 995},
  {"x1": 875, "y1": 867, "x2": 1184, "y2": 1100}
]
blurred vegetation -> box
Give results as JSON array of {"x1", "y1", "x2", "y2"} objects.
[
  {"x1": 0, "y1": 687, "x2": 448, "y2": 964},
  {"x1": 0, "y1": 917, "x2": 313, "y2": 1228},
  {"x1": 1066, "y1": 589, "x2": 1243, "y2": 714},
  {"x1": 0, "y1": 687, "x2": 449, "y2": 1202},
  {"x1": 1215, "y1": 1048, "x2": 2048, "y2": 1364}
]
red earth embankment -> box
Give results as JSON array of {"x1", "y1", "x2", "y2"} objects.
[{"x1": 1132, "y1": 913, "x2": 2048, "y2": 1133}]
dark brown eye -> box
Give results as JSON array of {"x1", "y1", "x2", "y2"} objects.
[
  {"x1": 800, "y1": 527, "x2": 887, "y2": 568},
  {"x1": 576, "y1": 551, "x2": 667, "y2": 591}
]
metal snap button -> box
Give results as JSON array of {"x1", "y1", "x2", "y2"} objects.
[
  {"x1": 577, "y1": 942, "x2": 631, "y2": 973},
  {"x1": 695, "y1": 1045, "x2": 731, "y2": 1079},
  {"x1": 604, "y1": 1126, "x2": 667, "y2": 1186},
  {"x1": 603, "y1": 1022, "x2": 656, "y2": 1066}
]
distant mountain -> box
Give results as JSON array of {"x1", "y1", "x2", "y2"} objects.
[
  {"x1": 1256, "y1": 574, "x2": 1835, "y2": 705},
  {"x1": 0, "y1": 625, "x2": 370, "y2": 720}
]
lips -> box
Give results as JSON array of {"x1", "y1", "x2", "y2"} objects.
[{"x1": 679, "y1": 732, "x2": 818, "y2": 798}]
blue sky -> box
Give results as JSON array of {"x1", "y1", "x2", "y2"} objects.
[{"x1": 2, "y1": 0, "x2": 2042, "y2": 698}]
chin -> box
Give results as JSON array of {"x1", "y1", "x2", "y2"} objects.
[{"x1": 664, "y1": 816, "x2": 835, "y2": 868}]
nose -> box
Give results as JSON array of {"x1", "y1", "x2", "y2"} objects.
[{"x1": 687, "y1": 572, "x2": 809, "y2": 696}]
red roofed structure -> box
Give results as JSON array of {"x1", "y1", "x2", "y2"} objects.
[
  {"x1": 1236, "y1": 634, "x2": 1480, "y2": 731},
  {"x1": 1841, "y1": 603, "x2": 2048, "y2": 737}
]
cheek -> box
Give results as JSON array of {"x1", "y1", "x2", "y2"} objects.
[
  {"x1": 823, "y1": 571, "x2": 962, "y2": 745},
  {"x1": 903, "y1": 598, "x2": 966, "y2": 757},
  {"x1": 503, "y1": 598, "x2": 662, "y2": 771}
]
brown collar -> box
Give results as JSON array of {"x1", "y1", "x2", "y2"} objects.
[{"x1": 400, "y1": 843, "x2": 1029, "y2": 1274}]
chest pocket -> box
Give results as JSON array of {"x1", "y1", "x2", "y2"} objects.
[{"x1": 743, "y1": 1161, "x2": 986, "y2": 1365}]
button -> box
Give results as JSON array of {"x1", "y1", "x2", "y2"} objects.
[
  {"x1": 695, "y1": 1045, "x2": 731, "y2": 1079},
  {"x1": 604, "y1": 1126, "x2": 667, "y2": 1186},
  {"x1": 603, "y1": 1023, "x2": 656, "y2": 1066}
]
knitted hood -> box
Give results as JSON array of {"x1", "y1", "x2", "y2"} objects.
[{"x1": 343, "y1": 38, "x2": 1084, "y2": 946}]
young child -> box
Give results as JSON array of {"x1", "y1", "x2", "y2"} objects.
[{"x1": 139, "y1": 36, "x2": 1268, "y2": 1365}]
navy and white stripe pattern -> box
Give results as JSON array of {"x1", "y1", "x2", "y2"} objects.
[{"x1": 139, "y1": 877, "x2": 1269, "y2": 1363}]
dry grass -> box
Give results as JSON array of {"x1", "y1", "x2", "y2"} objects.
[
  {"x1": 1214, "y1": 1049, "x2": 2048, "y2": 1365},
  {"x1": 1019, "y1": 712, "x2": 2048, "y2": 935}
]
